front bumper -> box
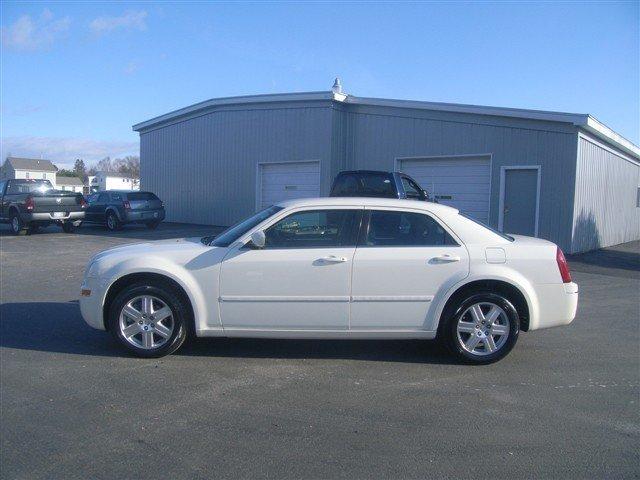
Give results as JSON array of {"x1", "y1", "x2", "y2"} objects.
[
  {"x1": 530, "y1": 282, "x2": 578, "y2": 330},
  {"x1": 24, "y1": 211, "x2": 85, "y2": 223},
  {"x1": 80, "y1": 277, "x2": 107, "y2": 330}
]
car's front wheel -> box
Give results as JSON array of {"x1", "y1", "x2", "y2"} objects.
[
  {"x1": 442, "y1": 292, "x2": 519, "y2": 364},
  {"x1": 108, "y1": 282, "x2": 189, "y2": 357}
]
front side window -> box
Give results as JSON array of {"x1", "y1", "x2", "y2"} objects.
[
  {"x1": 401, "y1": 177, "x2": 424, "y2": 199},
  {"x1": 364, "y1": 210, "x2": 457, "y2": 247},
  {"x1": 264, "y1": 209, "x2": 360, "y2": 248},
  {"x1": 97, "y1": 193, "x2": 109, "y2": 203}
]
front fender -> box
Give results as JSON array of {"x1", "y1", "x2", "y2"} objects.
[{"x1": 97, "y1": 255, "x2": 217, "y2": 332}]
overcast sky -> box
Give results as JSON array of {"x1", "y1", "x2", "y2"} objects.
[{"x1": 1, "y1": 1, "x2": 638, "y2": 169}]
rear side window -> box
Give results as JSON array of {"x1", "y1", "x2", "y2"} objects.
[
  {"x1": 364, "y1": 210, "x2": 457, "y2": 247},
  {"x1": 127, "y1": 192, "x2": 158, "y2": 201},
  {"x1": 265, "y1": 209, "x2": 361, "y2": 248},
  {"x1": 97, "y1": 193, "x2": 109, "y2": 202},
  {"x1": 331, "y1": 173, "x2": 396, "y2": 198},
  {"x1": 401, "y1": 176, "x2": 424, "y2": 199},
  {"x1": 110, "y1": 193, "x2": 122, "y2": 201}
]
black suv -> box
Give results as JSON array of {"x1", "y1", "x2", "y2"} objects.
[
  {"x1": 84, "y1": 190, "x2": 165, "y2": 231},
  {"x1": 330, "y1": 170, "x2": 430, "y2": 201}
]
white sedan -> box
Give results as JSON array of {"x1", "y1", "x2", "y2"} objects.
[{"x1": 80, "y1": 197, "x2": 578, "y2": 363}]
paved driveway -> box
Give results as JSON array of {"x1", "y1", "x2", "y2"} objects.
[{"x1": 1, "y1": 223, "x2": 638, "y2": 479}]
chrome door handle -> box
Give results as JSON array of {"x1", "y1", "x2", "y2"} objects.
[
  {"x1": 431, "y1": 254, "x2": 460, "y2": 263},
  {"x1": 319, "y1": 255, "x2": 348, "y2": 263}
]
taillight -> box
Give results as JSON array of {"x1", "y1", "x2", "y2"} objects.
[
  {"x1": 556, "y1": 247, "x2": 572, "y2": 283},
  {"x1": 123, "y1": 200, "x2": 131, "y2": 210},
  {"x1": 25, "y1": 197, "x2": 34, "y2": 211}
]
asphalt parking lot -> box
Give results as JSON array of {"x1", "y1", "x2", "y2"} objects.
[{"x1": 1, "y1": 223, "x2": 638, "y2": 479}]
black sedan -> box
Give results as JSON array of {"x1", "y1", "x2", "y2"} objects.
[{"x1": 84, "y1": 190, "x2": 165, "y2": 231}]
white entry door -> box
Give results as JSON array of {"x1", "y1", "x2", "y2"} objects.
[
  {"x1": 258, "y1": 161, "x2": 321, "y2": 209},
  {"x1": 399, "y1": 156, "x2": 491, "y2": 224}
]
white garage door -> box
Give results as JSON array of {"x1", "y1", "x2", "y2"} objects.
[
  {"x1": 399, "y1": 156, "x2": 491, "y2": 223},
  {"x1": 259, "y1": 161, "x2": 321, "y2": 209}
]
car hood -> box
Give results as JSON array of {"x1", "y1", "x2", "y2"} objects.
[{"x1": 91, "y1": 237, "x2": 218, "y2": 265}]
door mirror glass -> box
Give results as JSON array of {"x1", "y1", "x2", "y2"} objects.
[{"x1": 249, "y1": 230, "x2": 266, "y2": 248}]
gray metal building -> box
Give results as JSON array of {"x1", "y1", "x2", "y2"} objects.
[{"x1": 133, "y1": 82, "x2": 640, "y2": 253}]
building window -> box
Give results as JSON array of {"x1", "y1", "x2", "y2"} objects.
[{"x1": 25, "y1": 172, "x2": 30, "y2": 179}]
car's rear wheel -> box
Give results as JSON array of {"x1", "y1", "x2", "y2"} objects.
[
  {"x1": 106, "y1": 212, "x2": 122, "y2": 231},
  {"x1": 442, "y1": 292, "x2": 519, "y2": 364},
  {"x1": 108, "y1": 282, "x2": 189, "y2": 358},
  {"x1": 10, "y1": 212, "x2": 28, "y2": 235}
]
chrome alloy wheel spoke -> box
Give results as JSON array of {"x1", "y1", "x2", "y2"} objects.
[
  {"x1": 456, "y1": 302, "x2": 510, "y2": 356},
  {"x1": 118, "y1": 295, "x2": 175, "y2": 350}
]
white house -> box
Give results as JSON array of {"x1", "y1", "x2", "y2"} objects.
[
  {"x1": 89, "y1": 171, "x2": 139, "y2": 192},
  {"x1": 56, "y1": 176, "x2": 85, "y2": 192},
  {"x1": 0, "y1": 157, "x2": 58, "y2": 187}
]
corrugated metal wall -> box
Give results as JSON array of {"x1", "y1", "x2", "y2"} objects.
[
  {"x1": 571, "y1": 133, "x2": 640, "y2": 253},
  {"x1": 338, "y1": 105, "x2": 578, "y2": 250},
  {"x1": 140, "y1": 103, "x2": 333, "y2": 226}
]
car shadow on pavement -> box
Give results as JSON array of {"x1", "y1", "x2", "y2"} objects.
[{"x1": 0, "y1": 301, "x2": 455, "y2": 364}]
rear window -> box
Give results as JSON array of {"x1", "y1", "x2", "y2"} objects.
[
  {"x1": 331, "y1": 173, "x2": 396, "y2": 198},
  {"x1": 6, "y1": 180, "x2": 54, "y2": 194},
  {"x1": 126, "y1": 192, "x2": 158, "y2": 201}
]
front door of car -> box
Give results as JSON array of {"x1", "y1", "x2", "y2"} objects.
[
  {"x1": 350, "y1": 208, "x2": 469, "y2": 330},
  {"x1": 219, "y1": 208, "x2": 362, "y2": 331}
]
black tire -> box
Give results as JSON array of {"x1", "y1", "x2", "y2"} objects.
[
  {"x1": 9, "y1": 211, "x2": 28, "y2": 236},
  {"x1": 146, "y1": 221, "x2": 160, "y2": 230},
  {"x1": 62, "y1": 222, "x2": 76, "y2": 233},
  {"x1": 106, "y1": 211, "x2": 122, "y2": 231},
  {"x1": 108, "y1": 282, "x2": 189, "y2": 358},
  {"x1": 441, "y1": 292, "x2": 520, "y2": 364},
  {"x1": 28, "y1": 223, "x2": 40, "y2": 234}
]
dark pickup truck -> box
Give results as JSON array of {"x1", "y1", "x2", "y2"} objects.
[
  {"x1": 0, "y1": 179, "x2": 86, "y2": 235},
  {"x1": 330, "y1": 170, "x2": 431, "y2": 201}
]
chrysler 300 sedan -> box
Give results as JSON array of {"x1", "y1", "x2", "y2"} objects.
[{"x1": 80, "y1": 198, "x2": 578, "y2": 363}]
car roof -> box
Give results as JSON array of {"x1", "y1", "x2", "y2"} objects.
[{"x1": 276, "y1": 196, "x2": 459, "y2": 215}]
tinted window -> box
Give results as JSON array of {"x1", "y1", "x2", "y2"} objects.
[
  {"x1": 0, "y1": 181, "x2": 5, "y2": 194},
  {"x1": 6, "y1": 180, "x2": 54, "y2": 194},
  {"x1": 365, "y1": 210, "x2": 456, "y2": 246},
  {"x1": 265, "y1": 209, "x2": 360, "y2": 248},
  {"x1": 331, "y1": 173, "x2": 396, "y2": 198},
  {"x1": 401, "y1": 177, "x2": 424, "y2": 199},
  {"x1": 127, "y1": 192, "x2": 158, "y2": 201},
  {"x1": 209, "y1": 206, "x2": 283, "y2": 247},
  {"x1": 97, "y1": 193, "x2": 109, "y2": 202},
  {"x1": 110, "y1": 193, "x2": 122, "y2": 201},
  {"x1": 87, "y1": 193, "x2": 98, "y2": 203}
]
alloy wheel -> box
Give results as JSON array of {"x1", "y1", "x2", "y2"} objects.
[
  {"x1": 119, "y1": 295, "x2": 175, "y2": 349},
  {"x1": 456, "y1": 302, "x2": 510, "y2": 356}
]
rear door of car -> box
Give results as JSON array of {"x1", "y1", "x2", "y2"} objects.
[
  {"x1": 350, "y1": 207, "x2": 469, "y2": 331},
  {"x1": 87, "y1": 193, "x2": 108, "y2": 222}
]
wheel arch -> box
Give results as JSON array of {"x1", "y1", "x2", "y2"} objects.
[
  {"x1": 102, "y1": 272, "x2": 195, "y2": 333},
  {"x1": 435, "y1": 278, "x2": 533, "y2": 334},
  {"x1": 105, "y1": 206, "x2": 123, "y2": 221}
]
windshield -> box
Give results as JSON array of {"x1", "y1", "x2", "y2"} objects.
[
  {"x1": 202, "y1": 205, "x2": 283, "y2": 247},
  {"x1": 460, "y1": 213, "x2": 514, "y2": 241},
  {"x1": 6, "y1": 179, "x2": 54, "y2": 194}
]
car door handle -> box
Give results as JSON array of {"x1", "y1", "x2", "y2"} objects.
[
  {"x1": 430, "y1": 254, "x2": 460, "y2": 263},
  {"x1": 318, "y1": 255, "x2": 348, "y2": 263}
]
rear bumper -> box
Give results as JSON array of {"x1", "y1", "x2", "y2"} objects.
[
  {"x1": 529, "y1": 282, "x2": 578, "y2": 330},
  {"x1": 23, "y1": 211, "x2": 85, "y2": 223},
  {"x1": 122, "y1": 208, "x2": 165, "y2": 224}
]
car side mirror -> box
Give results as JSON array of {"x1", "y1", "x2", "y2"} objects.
[{"x1": 248, "y1": 230, "x2": 266, "y2": 249}]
